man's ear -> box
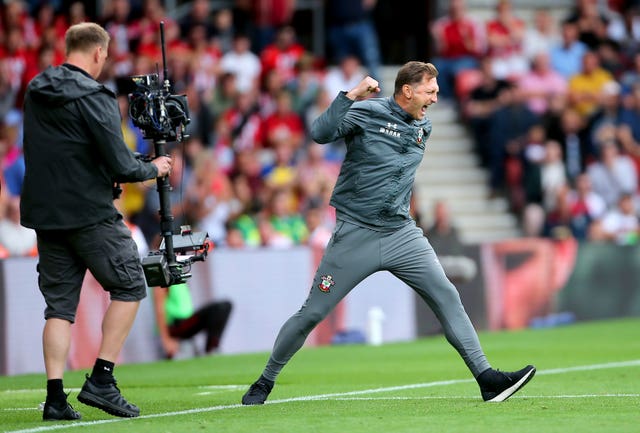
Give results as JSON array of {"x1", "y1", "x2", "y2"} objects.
[
  {"x1": 94, "y1": 46, "x2": 103, "y2": 63},
  {"x1": 403, "y1": 84, "x2": 412, "y2": 99}
]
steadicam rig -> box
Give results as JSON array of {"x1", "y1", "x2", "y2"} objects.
[{"x1": 127, "y1": 21, "x2": 209, "y2": 287}]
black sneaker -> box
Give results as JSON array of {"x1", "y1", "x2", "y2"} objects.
[
  {"x1": 478, "y1": 365, "x2": 536, "y2": 402},
  {"x1": 43, "y1": 399, "x2": 82, "y2": 421},
  {"x1": 77, "y1": 374, "x2": 139, "y2": 417},
  {"x1": 241, "y1": 375, "x2": 274, "y2": 405}
]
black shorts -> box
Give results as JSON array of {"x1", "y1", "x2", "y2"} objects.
[{"x1": 36, "y1": 214, "x2": 147, "y2": 322}]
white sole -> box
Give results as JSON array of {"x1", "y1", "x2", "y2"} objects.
[{"x1": 486, "y1": 367, "x2": 536, "y2": 403}]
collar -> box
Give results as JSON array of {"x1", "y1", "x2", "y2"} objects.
[
  {"x1": 387, "y1": 96, "x2": 416, "y2": 123},
  {"x1": 63, "y1": 63, "x2": 93, "y2": 80}
]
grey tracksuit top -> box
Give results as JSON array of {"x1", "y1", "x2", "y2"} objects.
[{"x1": 311, "y1": 91, "x2": 432, "y2": 230}]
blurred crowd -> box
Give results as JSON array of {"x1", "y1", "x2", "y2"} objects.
[
  {"x1": 434, "y1": 0, "x2": 640, "y2": 245},
  {"x1": 0, "y1": 0, "x2": 381, "y2": 255},
  {"x1": 2, "y1": 0, "x2": 640, "y2": 258}
]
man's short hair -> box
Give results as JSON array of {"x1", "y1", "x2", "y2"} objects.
[
  {"x1": 394, "y1": 61, "x2": 439, "y2": 96},
  {"x1": 65, "y1": 22, "x2": 110, "y2": 56}
]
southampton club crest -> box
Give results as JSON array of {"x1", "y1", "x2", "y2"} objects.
[{"x1": 318, "y1": 275, "x2": 335, "y2": 293}]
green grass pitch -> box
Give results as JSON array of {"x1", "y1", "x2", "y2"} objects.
[{"x1": 1, "y1": 317, "x2": 638, "y2": 433}]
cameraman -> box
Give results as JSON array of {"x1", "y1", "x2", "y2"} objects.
[{"x1": 20, "y1": 22, "x2": 172, "y2": 421}]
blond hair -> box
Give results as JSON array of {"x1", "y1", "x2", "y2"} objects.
[{"x1": 65, "y1": 22, "x2": 110, "y2": 56}]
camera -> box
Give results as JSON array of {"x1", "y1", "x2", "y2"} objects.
[
  {"x1": 127, "y1": 21, "x2": 209, "y2": 288},
  {"x1": 128, "y1": 73, "x2": 190, "y2": 142}
]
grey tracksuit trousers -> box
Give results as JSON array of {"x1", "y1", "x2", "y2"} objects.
[{"x1": 262, "y1": 219, "x2": 491, "y2": 381}]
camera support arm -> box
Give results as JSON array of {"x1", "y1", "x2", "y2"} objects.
[{"x1": 154, "y1": 138, "x2": 177, "y2": 270}]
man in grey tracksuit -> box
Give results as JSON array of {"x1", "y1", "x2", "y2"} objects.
[{"x1": 242, "y1": 61, "x2": 535, "y2": 405}]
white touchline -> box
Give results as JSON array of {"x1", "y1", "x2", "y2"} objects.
[{"x1": 5, "y1": 359, "x2": 640, "y2": 433}]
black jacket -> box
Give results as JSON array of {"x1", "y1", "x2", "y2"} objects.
[{"x1": 20, "y1": 64, "x2": 157, "y2": 230}]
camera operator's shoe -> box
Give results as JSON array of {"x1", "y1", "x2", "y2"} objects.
[
  {"x1": 478, "y1": 365, "x2": 536, "y2": 402},
  {"x1": 77, "y1": 374, "x2": 139, "y2": 417},
  {"x1": 241, "y1": 375, "x2": 274, "y2": 405},
  {"x1": 43, "y1": 398, "x2": 82, "y2": 421}
]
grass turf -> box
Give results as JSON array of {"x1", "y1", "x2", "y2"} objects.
[{"x1": 1, "y1": 317, "x2": 638, "y2": 432}]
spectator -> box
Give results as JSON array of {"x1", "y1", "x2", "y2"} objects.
[
  {"x1": 1, "y1": 110, "x2": 24, "y2": 198},
  {"x1": 607, "y1": 3, "x2": 640, "y2": 61},
  {"x1": 325, "y1": 0, "x2": 382, "y2": 79},
  {"x1": 207, "y1": 71, "x2": 239, "y2": 122},
  {"x1": 101, "y1": 0, "x2": 138, "y2": 77},
  {"x1": 517, "y1": 51, "x2": 568, "y2": 117},
  {"x1": 258, "y1": 66, "x2": 288, "y2": 117},
  {"x1": 549, "y1": 20, "x2": 589, "y2": 79},
  {"x1": 66, "y1": 1, "x2": 89, "y2": 27},
  {"x1": 152, "y1": 282, "x2": 232, "y2": 359},
  {"x1": 430, "y1": 0, "x2": 485, "y2": 100},
  {"x1": 184, "y1": 148, "x2": 234, "y2": 246},
  {"x1": 304, "y1": 200, "x2": 333, "y2": 249},
  {"x1": 2, "y1": 0, "x2": 38, "y2": 49},
  {"x1": 322, "y1": 54, "x2": 366, "y2": 101},
  {"x1": 259, "y1": 24, "x2": 305, "y2": 86},
  {"x1": 186, "y1": 84, "x2": 215, "y2": 145},
  {"x1": 619, "y1": 52, "x2": 640, "y2": 93},
  {"x1": 261, "y1": 140, "x2": 297, "y2": 191},
  {"x1": 133, "y1": 0, "x2": 180, "y2": 65},
  {"x1": 33, "y1": 1, "x2": 67, "y2": 48},
  {"x1": 1, "y1": 27, "x2": 36, "y2": 107},
  {"x1": 304, "y1": 87, "x2": 345, "y2": 161},
  {"x1": 464, "y1": 56, "x2": 511, "y2": 167},
  {"x1": 543, "y1": 184, "x2": 590, "y2": 239},
  {"x1": 261, "y1": 88, "x2": 305, "y2": 152},
  {"x1": 538, "y1": 139, "x2": 569, "y2": 212},
  {"x1": 548, "y1": 107, "x2": 594, "y2": 183},
  {"x1": 487, "y1": 84, "x2": 538, "y2": 198},
  {"x1": 225, "y1": 219, "x2": 248, "y2": 247},
  {"x1": 568, "y1": 50, "x2": 615, "y2": 119},
  {"x1": 616, "y1": 83, "x2": 640, "y2": 174},
  {"x1": 286, "y1": 52, "x2": 323, "y2": 120},
  {"x1": 588, "y1": 80, "x2": 622, "y2": 147},
  {"x1": 230, "y1": 148, "x2": 266, "y2": 202},
  {"x1": 295, "y1": 141, "x2": 340, "y2": 208},
  {"x1": 564, "y1": 0, "x2": 610, "y2": 50},
  {"x1": 485, "y1": 0, "x2": 528, "y2": 80},
  {"x1": 0, "y1": 194, "x2": 36, "y2": 256},
  {"x1": 423, "y1": 199, "x2": 464, "y2": 255},
  {"x1": 237, "y1": 0, "x2": 297, "y2": 54},
  {"x1": 219, "y1": 33, "x2": 262, "y2": 94},
  {"x1": 212, "y1": 7, "x2": 236, "y2": 54},
  {"x1": 568, "y1": 171, "x2": 608, "y2": 224},
  {"x1": 423, "y1": 199, "x2": 477, "y2": 282},
  {"x1": 0, "y1": 61, "x2": 18, "y2": 128},
  {"x1": 263, "y1": 187, "x2": 308, "y2": 245},
  {"x1": 209, "y1": 114, "x2": 235, "y2": 172},
  {"x1": 598, "y1": 38, "x2": 625, "y2": 79},
  {"x1": 257, "y1": 212, "x2": 294, "y2": 248},
  {"x1": 227, "y1": 173, "x2": 262, "y2": 247},
  {"x1": 223, "y1": 88, "x2": 264, "y2": 152},
  {"x1": 522, "y1": 9, "x2": 561, "y2": 61},
  {"x1": 178, "y1": 0, "x2": 215, "y2": 40},
  {"x1": 187, "y1": 23, "x2": 222, "y2": 97},
  {"x1": 587, "y1": 136, "x2": 638, "y2": 208},
  {"x1": 599, "y1": 192, "x2": 639, "y2": 244},
  {"x1": 521, "y1": 125, "x2": 549, "y2": 205}
]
